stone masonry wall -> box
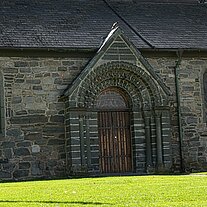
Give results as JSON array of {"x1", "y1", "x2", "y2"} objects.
[
  {"x1": 147, "y1": 56, "x2": 207, "y2": 172},
  {"x1": 0, "y1": 53, "x2": 207, "y2": 180},
  {"x1": 0, "y1": 56, "x2": 88, "y2": 180},
  {"x1": 179, "y1": 58, "x2": 207, "y2": 171}
]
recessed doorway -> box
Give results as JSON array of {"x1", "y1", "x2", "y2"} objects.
[{"x1": 96, "y1": 88, "x2": 132, "y2": 173}]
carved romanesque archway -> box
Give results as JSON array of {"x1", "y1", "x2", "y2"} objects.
[
  {"x1": 76, "y1": 62, "x2": 164, "y2": 110},
  {"x1": 66, "y1": 62, "x2": 171, "y2": 175}
]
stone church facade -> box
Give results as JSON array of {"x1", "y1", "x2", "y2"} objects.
[{"x1": 0, "y1": 0, "x2": 207, "y2": 180}]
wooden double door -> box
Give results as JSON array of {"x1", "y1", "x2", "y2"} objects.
[{"x1": 98, "y1": 111, "x2": 132, "y2": 173}]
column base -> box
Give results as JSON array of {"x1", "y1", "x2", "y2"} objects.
[{"x1": 146, "y1": 165, "x2": 155, "y2": 174}]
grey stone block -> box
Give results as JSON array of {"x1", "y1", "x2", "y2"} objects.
[
  {"x1": 6, "y1": 128, "x2": 22, "y2": 138},
  {"x1": 12, "y1": 97, "x2": 22, "y2": 104},
  {"x1": 29, "y1": 61, "x2": 39, "y2": 67},
  {"x1": 2, "y1": 163, "x2": 15, "y2": 171},
  {"x1": 3, "y1": 68, "x2": 18, "y2": 73},
  {"x1": 43, "y1": 126, "x2": 65, "y2": 134},
  {"x1": 182, "y1": 86, "x2": 194, "y2": 91},
  {"x1": 52, "y1": 73, "x2": 60, "y2": 77},
  {"x1": 28, "y1": 110, "x2": 45, "y2": 114},
  {"x1": 34, "y1": 139, "x2": 47, "y2": 145},
  {"x1": 26, "y1": 79, "x2": 41, "y2": 84},
  {"x1": 14, "y1": 148, "x2": 30, "y2": 156},
  {"x1": 16, "y1": 110, "x2": 27, "y2": 115},
  {"x1": 31, "y1": 162, "x2": 42, "y2": 175},
  {"x1": 3, "y1": 149, "x2": 13, "y2": 159},
  {"x1": 13, "y1": 170, "x2": 29, "y2": 178},
  {"x1": 58, "y1": 66, "x2": 67, "y2": 71},
  {"x1": 1, "y1": 141, "x2": 15, "y2": 148},
  {"x1": 120, "y1": 55, "x2": 136, "y2": 61},
  {"x1": 25, "y1": 133, "x2": 42, "y2": 141},
  {"x1": 17, "y1": 141, "x2": 31, "y2": 147},
  {"x1": 14, "y1": 61, "x2": 29, "y2": 67},
  {"x1": 0, "y1": 171, "x2": 12, "y2": 179},
  {"x1": 16, "y1": 74, "x2": 24, "y2": 78},
  {"x1": 11, "y1": 115, "x2": 48, "y2": 124},
  {"x1": 33, "y1": 86, "x2": 42, "y2": 90},
  {"x1": 15, "y1": 79, "x2": 24, "y2": 83},
  {"x1": 19, "y1": 162, "x2": 31, "y2": 169},
  {"x1": 186, "y1": 117, "x2": 198, "y2": 124},
  {"x1": 54, "y1": 78, "x2": 62, "y2": 84},
  {"x1": 48, "y1": 139, "x2": 65, "y2": 145},
  {"x1": 62, "y1": 61, "x2": 75, "y2": 66},
  {"x1": 31, "y1": 145, "x2": 40, "y2": 153},
  {"x1": 20, "y1": 68, "x2": 31, "y2": 73},
  {"x1": 47, "y1": 160, "x2": 57, "y2": 168},
  {"x1": 50, "y1": 115, "x2": 64, "y2": 123}
]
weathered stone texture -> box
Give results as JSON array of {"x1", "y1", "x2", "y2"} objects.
[
  {"x1": 147, "y1": 56, "x2": 207, "y2": 172},
  {"x1": 179, "y1": 58, "x2": 207, "y2": 171},
  {"x1": 0, "y1": 56, "x2": 88, "y2": 180},
  {"x1": 0, "y1": 54, "x2": 207, "y2": 180}
]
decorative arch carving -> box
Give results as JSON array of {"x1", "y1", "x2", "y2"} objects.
[{"x1": 75, "y1": 62, "x2": 167, "y2": 110}]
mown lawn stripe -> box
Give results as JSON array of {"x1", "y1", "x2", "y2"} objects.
[{"x1": 0, "y1": 175, "x2": 206, "y2": 206}]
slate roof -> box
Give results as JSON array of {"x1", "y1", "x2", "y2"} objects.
[{"x1": 0, "y1": 0, "x2": 206, "y2": 50}]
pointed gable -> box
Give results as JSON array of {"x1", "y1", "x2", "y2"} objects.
[
  {"x1": 64, "y1": 25, "x2": 170, "y2": 100},
  {"x1": 98, "y1": 27, "x2": 139, "y2": 64}
]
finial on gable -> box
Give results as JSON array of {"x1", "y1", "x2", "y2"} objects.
[{"x1": 111, "y1": 22, "x2": 119, "y2": 30}]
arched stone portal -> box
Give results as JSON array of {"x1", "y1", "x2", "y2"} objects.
[{"x1": 65, "y1": 61, "x2": 172, "y2": 175}]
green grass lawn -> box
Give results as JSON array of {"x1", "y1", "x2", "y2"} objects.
[{"x1": 0, "y1": 174, "x2": 207, "y2": 207}]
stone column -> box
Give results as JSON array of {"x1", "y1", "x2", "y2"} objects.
[
  {"x1": 85, "y1": 115, "x2": 91, "y2": 170},
  {"x1": 155, "y1": 111, "x2": 163, "y2": 169},
  {"x1": 69, "y1": 111, "x2": 82, "y2": 173},
  {"x1": 79, "y1": 116, "x2": 86, "y2": 166},
  {"x1": 144, "y1": 114, "x2": 153, "y2": 170}
]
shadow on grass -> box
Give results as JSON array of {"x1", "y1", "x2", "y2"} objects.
[{"x1": 0, "y1": 200, "x2": 113, "y2": 205}]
